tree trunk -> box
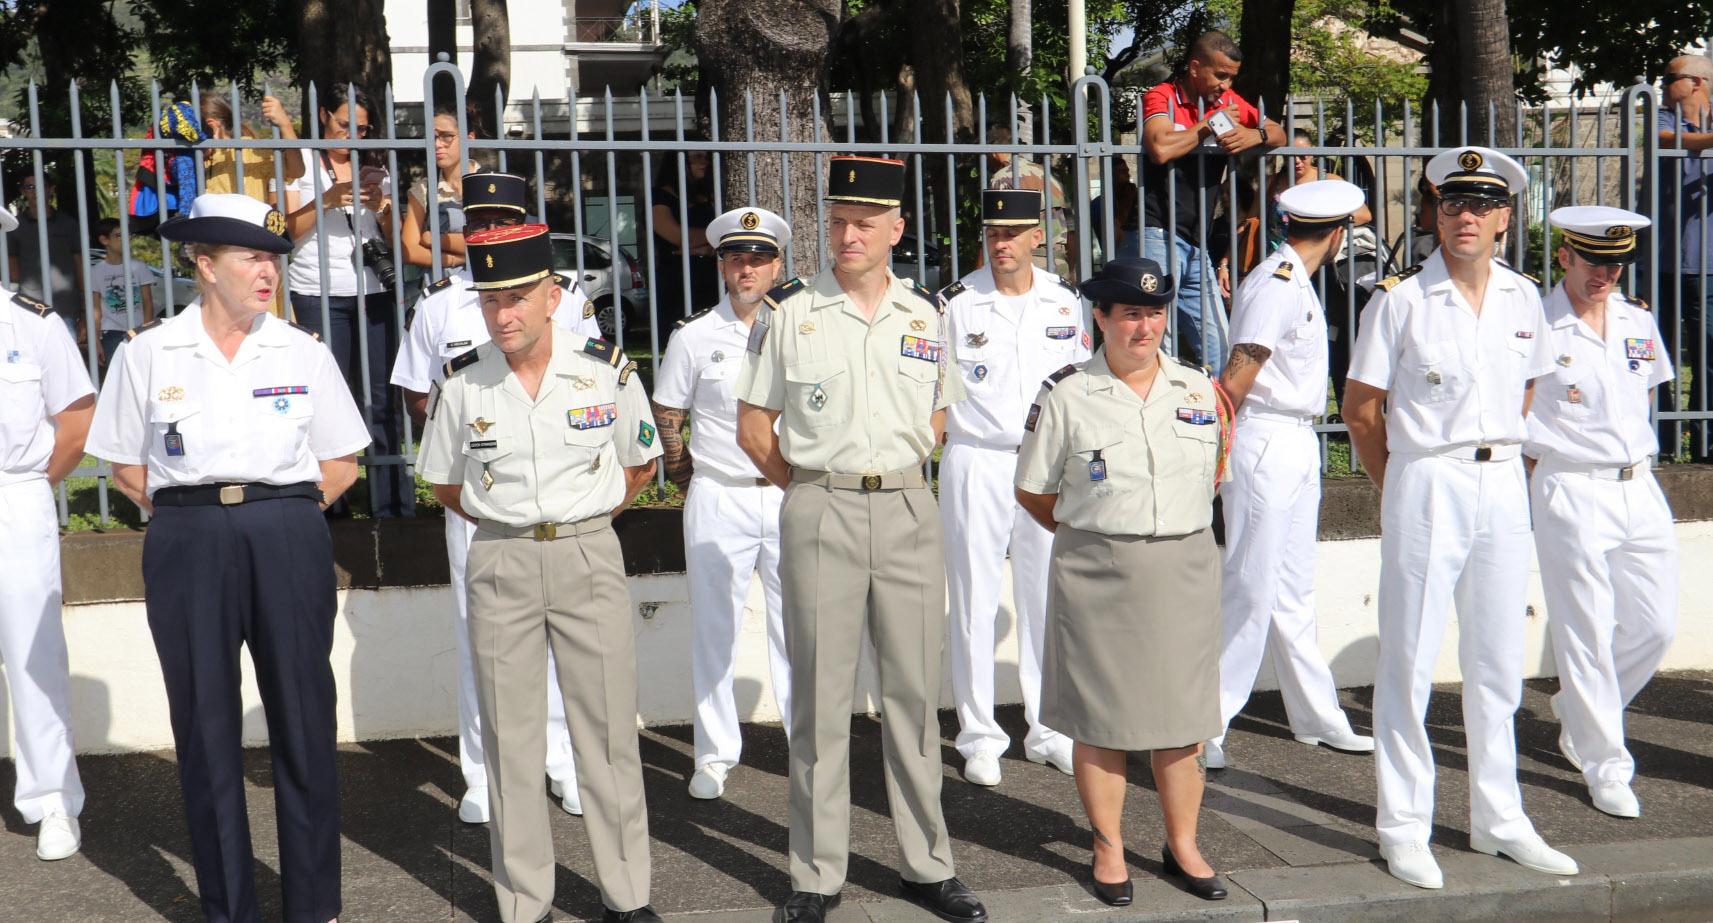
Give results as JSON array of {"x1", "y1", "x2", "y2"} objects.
[
  {"x1": 1455, "y1": 0, "x2": 1515, "y2": 147},
  {"x1": 1424, "y1": 0, "x2": 1462, "y2": 145},
  {"x1": 469, "y1": 0, "x2": 511, "y2": 139},
  {"x1": 427, "y1": 0, "x2": 458, "y2": 112},
  {"x1": 695, "y1": 0, "x2": 840, "y2": 277},
  {"x1": 296, "y1": 0, "x2": 392, "y2": 124},
  {"x1": 907, "y1": 0, "x2": 974, "y2": 145},
  {"x1": 1008, "y1": 0, "x2": 1032, "y2": 140},
  {"x1": 1234, "y1": 0, "x2": 1294, "y2": 124}
]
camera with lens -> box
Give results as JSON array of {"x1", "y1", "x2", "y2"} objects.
[{"x1": 360, "y1": 238, "x2": 399, "y2": 291}]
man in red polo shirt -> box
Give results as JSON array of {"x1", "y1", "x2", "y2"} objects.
[{"x1": 1141, "y1": 30, "x2": 1285, "y2": 374}]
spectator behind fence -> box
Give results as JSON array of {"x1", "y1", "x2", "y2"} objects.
[
  {"x1": 88, "y1": 218, "x2": 155, "y2": 373},
  {"x1": 282, "y1": 81, "x2": 413, "y2": 518},
  {"x1": 400, "y1": 104, "x2": 483, "y2": 281},
  {"x1": 1141, "y1": 30, "x2": 1285, "y2": 374},
  {"x1": 202, "y1": 92, "x2": 304, "y2": 319},
  {"x1": 651, "y1": 150, "x2": 720, "y2": 321},
  {"x1": 1089, "y1": 156, "x2": 1139, "y2": 262},
  {"x1": 986, "y1": 127, "x2": 1073, "y2": 278},
  {"x1": 1658, "y1": 53, "x2": 1713, "y2": 461},
  {"x1": 6, "y1": 176, "x2": 85, "y2": 340}
]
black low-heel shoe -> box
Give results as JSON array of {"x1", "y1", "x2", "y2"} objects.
[
  {"x1": 1162, "y1": 844, "x2": 1228, "y2": 900},
  {"x1": 1090, "y1": 868, "x2": 1133, "y2": 906}
]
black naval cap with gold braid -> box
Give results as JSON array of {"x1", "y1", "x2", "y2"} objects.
[
  {"x1": 467, "y1": 224, "x2": 554, "y2": 291},
  {"x1": 825, "y1": 156, "x2": 905, "y2": 208},
  {"x1": 462, "y1": 172, "x2": 529, "y2": 214},
  {"x1": 983, "y1": 189, "x2": 1041, "y2": 226}
]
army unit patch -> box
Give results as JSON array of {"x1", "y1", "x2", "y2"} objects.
[
  {"x1": 1025, "y1": 403, "x2": 1042, "y2": 432},
  {"x1": 639, "y1": 421, "x2": 656, "y2": 447}
]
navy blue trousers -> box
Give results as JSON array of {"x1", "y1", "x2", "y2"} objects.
[{"x1": 143, "y1": 496, "x2": 341, "y2": 923}]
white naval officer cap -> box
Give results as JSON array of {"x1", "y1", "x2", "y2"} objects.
[
  {"x1": 1277, "y1": 179, "x2": 1366, "y2": 231},
  {"x1": 706, "y1": 207, "x2": 791, "y2": 256},
  {"x1": 1425, "y1": 146, "x2": 1528, "y2": 200},
  {"x1": 1549, "y1": 205, "x2": 1650, "y2": 265},
  {"x1": 157, "y1": 193, "x2": 294, "y2": 253}
]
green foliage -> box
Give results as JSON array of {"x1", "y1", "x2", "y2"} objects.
[
  {"x1": 657, "y1": 0, "x2": 702, "y2": 96},
  {"x1": 1285, "y1": 1, "x2": 1426, "y2": 138}
]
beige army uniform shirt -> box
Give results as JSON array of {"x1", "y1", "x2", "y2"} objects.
[
  {"x1": 1016, "y1": 347, "x2": 1225, "y2": 537},
  {"x1": 735, "y1": 270, "x2": 966, "y2": 474},
  {"x1": 417, "y1": 327, "x2": 663, "y2": 525}
]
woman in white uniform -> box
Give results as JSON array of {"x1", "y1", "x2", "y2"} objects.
[
  {"x1": 85, "y1": 194, "x2": 370, "y2": 923},
  {"x1": 1526, "y1": 205, "x2": 1677, "y2": 819},
  {"x1": 1015, "y1": 257, "x2": 1231, "y2": 907}
]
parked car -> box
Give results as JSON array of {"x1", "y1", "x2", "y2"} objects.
[
  {"x1": 550, "y1": 232, "x2": 648, "y2": 339},
  {"x1": 890, "y1": 232, "x2": 946, "y2": 291}
]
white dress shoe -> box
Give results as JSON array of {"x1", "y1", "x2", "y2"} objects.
[
  {"x1": 1469, "y1": 833, "x2": 1579, "y2": 876},
  {"x1": 1296, "y1": 728, "x2": 1375, "y2": 753},
  {"x1": 1027, "y1": 739, "x2": 1076, "y2": 776},
  {"x1": 963, "y1": 751, "x2": 1002, "y2": 786},
  {"x1": 458, "y1": 787, "x2": 491, "y2": 824},
  {"x1": 36, "y1": 812, "x2": 80, "y2": 861},
  {"x1": 688, "y1": 763, "x2": 729, "y2": 800},
  {"x1": 1380, "y1": 841, "x2": 1443, "y2": 889},
  {"x1": 1550, "y1": 693, "x2": 1584, "y2": 772},
  {"x1": 550, "y1": 778, "x2": 584, "y2": 816},
  {"x1": 1591, "y1": 781, "x2": 1640, "y2": 818},
  {"x1": 1202, "y1": 738, "x2": 1226, "y2": 769}
]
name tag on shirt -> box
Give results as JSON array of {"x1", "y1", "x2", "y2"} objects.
[
  {"x1": 1178, "y1": 408, "x2": 1217, "y2": 425},
  {"x1": 900, "y1": 335, "x2": 942, "y2": 362},
  {"x1": 1625, "y1": 338, "x2": 1656, "y2": 360},
  {"x1": 1045, "y1": 326, "x2": 1077, "y2": 340},
  {"x1": 568, "y1": 404, "x2": 618, "y2": 429},
  {"x1": 445, "y1": 340, "x2": 473, "y2": 350},
  {"x1": 468, "y1": 439, "x2": 498, "y2": 450}
]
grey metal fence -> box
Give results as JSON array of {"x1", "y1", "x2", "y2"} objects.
[{"x1": 1, "y1": 67, "x2": 1706, "y2": 527}]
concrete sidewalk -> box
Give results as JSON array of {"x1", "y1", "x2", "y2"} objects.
[{"x1": 4, "y1": 674, "x2": 1712, "y2": 922}]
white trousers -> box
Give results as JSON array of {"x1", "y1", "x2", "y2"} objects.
[
  {"x1": 446, "y1": 513, "x2": 576, "y2": 791},
  {"x1": 939, "y1": 439, "x2": 1064, "y2": 761},
  {"x1": 1217, "y1": 418, "x2": 1353, "y2": 741},
  {"x1": 1374, "y1": 454, "x2": 1536, "y2": 848},
  {"x1": 1531, "y1": 461, "x2": 1677, "y2": 787},
  {"x1": 684, "y1": 473, "x2": 792, "y2": 768},
  {"x1": 0, "y1": 477, "x2": 83, "y2": 823}
]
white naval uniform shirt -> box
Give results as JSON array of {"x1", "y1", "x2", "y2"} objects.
[
  {"x1": 1524, "y1": 286, "x2": 1673, "y2": 465},
  {"x1": 85, "y1": 303, "x2": 371, "y2": 495},
  {"x1": 0, "y1": 293, "x2": 95, "y2": 477},
  {"x1": 1347, "y1": 250, "x2": 1554, "y2": 454},
  {"x1": 416, "y1": 328, "x2": 663, "y2": 526},
  {"x1": 942, "y1": 265, "x2": 1091, "y2": 446},
  {"x1": 735, "y1": 270, "x2": 966, "y2": 474},
  {"x1": 1228, "y1": 243, "x2": 1328, "y2": 416},
  {"x1": 391, "y1": 269, "x2": 601, "y2": 393},
  {"x1": 653, "y1": 298, "x2": 769, "y2": 480}
]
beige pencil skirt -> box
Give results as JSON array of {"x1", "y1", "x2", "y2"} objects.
[{"x1": 1040, "y1": 525, "x2": 1222, "y2": 752}]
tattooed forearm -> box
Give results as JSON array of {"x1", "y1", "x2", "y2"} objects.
[
  {"x1": 1221, "y1": 342, "x2": 1272, "y2": 382},
  {"x1": 650, "y1": 402, "x2": 694, "y2": 487}
]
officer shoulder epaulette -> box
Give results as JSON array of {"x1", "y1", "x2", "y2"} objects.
[
  {"x1": 125, "y1": 317, "x2": 166, "y2": 340},
  {"x1": 1375, "y1": 263, "x2": 1425, "y2": 292},
  {"x1": 940, "y1": 280, "x2": 967, "y2": 301},
  {"x1": 618, "y1": 359, "x2": 638, "y2": 385},
  {"x1": 1042, "y1": 364, "x2": 1080, "y2": 389},
  {"x1": 553, "y1": 271, "x2": 573, "y2": 290},
  {"x1": 1516, "y1": 268, "x2": 1542, "y2": 286},
  {"x1": 425, "y1": 275, "x2": 457, "y2": 294},
  {"x1": 287, "y1": 320, "x2": 323, "y2": 342},
  {"x1": 1273, "y1": 261, "x2": 1294, "y2": 282},
  {"x1": 583, "y1": 337, "x2": 623, "y2": 367},
  {"x1": 909, "y1": 280, "x2": 945, "y2": 313},
  {"x1": 1056, "y1": 276, "x2": 1080, "y2": 296},
  {"x1": 763, "y1": 278, "x2": 806, "y2": 309},
  {"x1": 1626, "y1": 293, "x2": 1652, "y2": 312},
  {"x1": 673, "y1": 306, "x2": 714, "y2": 331},
  {"x1": 13, "y1": 292, "x2": 53, "y2": 318},
  {"x1": 442, "y1": 347, "x2": 480, "y2": 379}
]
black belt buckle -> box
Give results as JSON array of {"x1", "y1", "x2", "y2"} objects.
[
  {"x1": 861, "y1": 475, "x2": 882, "y2": 491},
  {"x1": 1619, "y1": 465, "x2": 1635, "y2": 481},
  {"x1": 219, "y1": 485, "x2": 245, "y2": 505},
  {"x1": 1474, "y1": 446, "x2": 1493, "y2": 462}
]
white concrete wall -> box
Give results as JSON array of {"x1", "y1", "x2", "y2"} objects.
[{"x1": 5, "y1": 522, "x2": 1712, "y2": 757}]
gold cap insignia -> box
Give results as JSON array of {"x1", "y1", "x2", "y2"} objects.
[
  {"x1": 910, "y1": 319, "x2": 927, "y2": 331},
  {"x1": 1140, "y1": 273, "x2": 1159, "y2": 293},
  {"x1": 996, "y1": 200, "x2": 1004, "y2": 211},
  {"x1": 485, "y1": 254, "x2": 494, "y2": 268},
  {"x1": 741, "y1": 211, "x2": 760, "y2": 230},
  {"x1": 1608, "y1": 225, "x2": 1633, "y2": 239},
  {"x1": 849, "y1": 170, "x2": 857, "y2": 183},
  {"x1": 469, "y1": 417, "x2": 495, "y2": 435},
  {"x1": 488, "y1": 183, "x2": 497, "y2": 194},
  {"x1": 1458, "y1": 150, "x2": 1483, "y2": 171},
  {"x1": 157, "y1": 386, "x2": 185, "y2": 402},
  {"x1": 264, "y1": 209, "x2": 286, "y2": 236}
]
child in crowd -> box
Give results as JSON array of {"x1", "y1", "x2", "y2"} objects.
[{"x1": 87, "y1": 218, "x2": 155, "y2": 372}]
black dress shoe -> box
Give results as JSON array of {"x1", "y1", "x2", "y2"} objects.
[
  {"x1": 781, "y1": 890, "x2": 840, "y2": 923},
  {"x1": 604, "y1": 905, "x2": 663, "y2": 923},
  {"x1": 1089, "y1": 867, "x2": 1133, "y2": 906},
  {"x1": 899, "y1": 877, "x2": 987, "y2": 923},
  {"x1": 1161, "y1": 844, "x2": 1228, "y2": 900}
]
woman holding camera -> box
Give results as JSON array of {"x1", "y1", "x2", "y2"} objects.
[{"x1": 282, "y1": 81, "x2": 413, "y2": 517}]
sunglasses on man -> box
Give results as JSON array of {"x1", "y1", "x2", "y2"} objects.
[{"x1": 1663, "y1": 73, "x2": 1704, "y2": 87}]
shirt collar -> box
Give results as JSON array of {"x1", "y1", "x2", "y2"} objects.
[
  {"x1": 712, "y1": 297, "x2": 746, "y2": 329},
  {"x1": 1082, "y1": 347, "x2": 1194, "y2": 396},
  {"x1": 1278, "y1": 243, "x2": 1315, "y2": 290}
]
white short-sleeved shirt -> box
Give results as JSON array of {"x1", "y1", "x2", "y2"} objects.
[
  {"x1": 734, "y1": 270, "x2": 966, "y2": 474},
  {"x1": 943, "y1": 265, "x2": 1091, "y2": 447},
  {"x1": 416, "y1": 328, "x2": 663, "y2": 525},
  {"x1": 285, "y1": 150, "x2": 393, "y2": 297},
  {"x1": 390, "y1": 270, "x2": 601, "y2": 393},
  {"x1": 1347, "y1": 250, "x2": 1554, "y2": 455},
  {"x1": 1228, "y1": 243, "x2": 1329, "y2": 417},
  {"x1": 1016, "y1": 349, "x2": 1225, "y2": 537},
  {"x1": 653, "y1": 298, "x2": 769, "y2": 480},
  {"x1": 0, "y1": 294, "x2": 96, "y2": 476},
  {"x1": 85, "y1": 303, "x2": 371, "y2": 495},
  {"x1": 1524, "y1": 286, "x2": 1673, "y2": 465}
]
